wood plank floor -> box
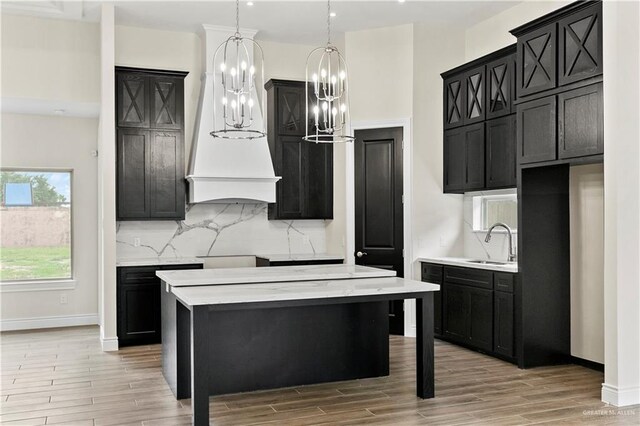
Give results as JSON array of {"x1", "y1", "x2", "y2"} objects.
[{"x1": 1, "y1": 326, "x2": 638, "y2": 425}]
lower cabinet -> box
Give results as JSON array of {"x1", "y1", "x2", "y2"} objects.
[
  {"x1": 494, "y1": 290, "x2": 515, "y2": 357},
  {"x1": 117, "y1": 263, "x2": 203, "y2": 347},
  {"x1": 443, "y1": 283, "x2": 493, "y2": 352},
  {"x1": 422, "y1": 262, "x2": 517, "y2": 362}
]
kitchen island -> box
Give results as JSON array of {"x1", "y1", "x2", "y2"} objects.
[{"x1": 157, "y1": 265, "x2": 439, "y2": 425}]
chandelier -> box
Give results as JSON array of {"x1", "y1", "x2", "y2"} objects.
[
  {"x1": 211, "y1": 0, "x2": 265, "y2": 139},
  {"x1": 304, "y1": 0, "x2": 354, "y2": 143}
]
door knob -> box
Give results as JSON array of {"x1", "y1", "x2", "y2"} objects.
[{"x1": 356, "y1": 251, "x2": 368, "y2": 258}]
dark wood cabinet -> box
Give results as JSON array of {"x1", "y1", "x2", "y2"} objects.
[
  {"x1": 117, "y1": 263, "x2": 203, "y2": 347},
  {"x1": 425, "y1": 262, "x2": 517, "y2": 362},
  {"x1": 421, "y1": 263, "x2": 443, "y2": 336},
  {"x1": 486, "y1": 115, "x2": 517, "y2": 189},
  {"x1": 443, "y1": 76, "x2": 465, "y2": 129},
  {"x1": 117, "y1": 73, "x2": 149, "y2": 128},
  {"x1": 516, "y1": 22, "x2": 556, "y2": 98},
  {"x1": 464, "y1": 66, "x2": 486, "y2": 124},
  {"x1": 558, "y1": 83, "x2": 603, "y2": 159},
  {"x1": 486, "y1": 54, "x2": 515, "y2": 119},
  {"x1": 150, "y1": 76, "x2": 184, "y2": 130},
  {"x1": 442, "y1": 283, "x2": 493, "y2": 352},
  {"x1": 465, "y1": 123, "x2": 485, "y2": 191},
  {"x1": 443, "y1": 127, "x2": 465, "y2": 193},
  {"x1": 558, "y1": 2, "x2": 602, "y2": 86},
  {"x1": 517, "y1": 95, "x2": 557, "y2": 164},
  {"x1": 442, "y1": 45, "x2": 516, "y2": 193},
  {"x1": 443, "y1": 123, "x2": 485, "y2": 193},
  {"x1": 117, "y1": 129, "x2": 150, "y2": 219},
  {"x1": 149, "y1": 131, "x2": 185, "y2": 218},
  {"x1": 494, "y1": 290, "x2": 515, "y2": 357},
  {"x1": 510, "y1": 1, "x2": 603, "y2": 166},
  {"x1": 265, "y1": 79, "x2": 333, "y2": 220},
  {"x1": 468, "y1": 287, "x2": 493, "y2": 352},
  {"x1": 116, "y1": 67, "x2": 188, "y2": 221}
]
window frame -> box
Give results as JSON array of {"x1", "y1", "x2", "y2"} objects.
[
  {"x1": 471, "y1": 190, "x2": 518, "y2": 233},
  {"x1": 0, "y1": 167, "x2": 75, "y2": 288}
]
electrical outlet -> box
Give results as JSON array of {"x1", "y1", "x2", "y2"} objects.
[
  {"x1": 134, "y1": 238, "x2": 141, "y2": 247},
  {"x1": 60, "y1": 294, "x2": 68, "y2": 305}
]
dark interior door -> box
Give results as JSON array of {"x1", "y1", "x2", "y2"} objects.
[{"x1": 355, "y1": 127, "x2": 404, "y2": 335}]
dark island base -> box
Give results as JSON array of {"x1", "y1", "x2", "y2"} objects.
[{"x1": 162, "y1": 291, "x2": 390, "y2": 398}]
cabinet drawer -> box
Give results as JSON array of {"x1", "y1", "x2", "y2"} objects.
[
  {"x1": 158, "y1": 263, "x2": 203, "y2": 271},
  {"x1": 494, "y1": 272, "x2": 515, "y2": 293},
  {"x1": 444, "y1": 266, "x2": 492, "y2": 290},
  {"x1": 118, "y1": 266, "x2": 159, "y2": 285},
  {"x1": 421, "y1": 263, "x2": 443, "y2": 284}
]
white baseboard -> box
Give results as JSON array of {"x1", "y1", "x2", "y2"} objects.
[
  {"x1": 100, "y1": 336, "x2": 119, "y2": 352},
  {"x1": 0, "y1": 314, "x2": 98, "y2": 332},
  {"x1": 602, "y1": 383, "x2": 640, "y2": 407}
]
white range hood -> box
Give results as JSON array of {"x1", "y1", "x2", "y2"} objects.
[{"x1": 187, "y1": 24, "x2": 280, "y2": 204}]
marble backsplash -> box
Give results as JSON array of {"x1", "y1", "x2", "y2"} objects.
[{"x1": 116, "y1": 203, "x2": 328, "y2": 259}]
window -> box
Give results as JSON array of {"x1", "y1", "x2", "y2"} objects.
[
  {"x1": 0, "y1": 170, "x2": 72, "y2": 282},
  {"x1": 471, "y1": 190, "x2": 517, "y2": 232}
]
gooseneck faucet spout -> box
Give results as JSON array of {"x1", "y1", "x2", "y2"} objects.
[{"x1": 485, "y1": 222, "x2": 517, "y2": 262}]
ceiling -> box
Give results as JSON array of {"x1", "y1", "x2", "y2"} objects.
[{"x1": 3, "y1": 1, "x2": 522, "y2": 45}]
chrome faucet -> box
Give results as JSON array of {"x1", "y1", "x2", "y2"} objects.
[{"x1": 485, "y1": 222, "x2": 517, "y2": 262}]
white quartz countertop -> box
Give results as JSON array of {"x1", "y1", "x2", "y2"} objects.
[
  {"x1": 156, "y1": 264, "x2": 396, "y2": 287},
  {"x1": 171, "y1": 277, "x2": 439, "y2": 306},
  {"x1": 417, "y1": 257, "x2": 518, "y2": 273},
  {"x1": 116, "y1": 257, "x2": 205, "y2": 267},
  {"x1": 255, "y1": 253, "x2": 344, "y2": 262}
]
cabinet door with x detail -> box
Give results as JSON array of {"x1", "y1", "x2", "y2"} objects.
[
  {"x1": 117, "y1": 73, "x2": 149, "y2": 128},
  {"x1": 463, "y1": 65, "x2": 486, "y2": 125},
  {"x1": 150, "y1": 76, "x2": 184, "y2": 130},
  {"x1": 486, "y1": 55, "x2": 515, "y2": 120},
  {"x1": 516, "y1": 22, "x2": 556, "y2": 98},
  {"x1": 558, "y1": 2, "x2": 602, "y2": 86},
  {"x1": 443, "y1": 75, "x2": 465, "y2": 130}
]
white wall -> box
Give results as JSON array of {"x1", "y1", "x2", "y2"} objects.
[
  {"x1": 570, "y1": 164, "x2": 604, "y2": 363},
  {"x1": 463, "y1": 0, "x2": 605, "y2": 363},
  {"x1": 0, "y1": 15, "x2": 101, "y2": 330},
  {"x1": 602, "y1": 0, "x2": 640, "y2": 407},
  {"x1": 0, "y1": 114, "x2": 99, "y2": 329},
  {"x1": 1, "y1": 14, "x2": 100, "y2": 103}
]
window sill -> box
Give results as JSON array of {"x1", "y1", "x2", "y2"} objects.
[{"x1": 0, "y1": 279, "x2": 76, "y2": 293}]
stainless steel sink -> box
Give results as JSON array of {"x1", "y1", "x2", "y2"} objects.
[{"x1": 467, "y1": 260, "x2": 512, "y2": 265}]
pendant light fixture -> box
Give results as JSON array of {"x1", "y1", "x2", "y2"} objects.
[
  {"x1": 304, "y1": 0, "x2": 354, "y2": 143},
  {"x1": 211, "y1": 0, "x2": 265, "y2": 139}
]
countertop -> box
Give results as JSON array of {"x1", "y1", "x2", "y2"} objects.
[
  {"x1": 116, "y1": 257, "x2": 205, "y2": 267},
  {"x1": 171, "y1": 277, "x2": 440, "y2": 306},
  {"x1": 156, "y1": 264, "x2": 396, "y2": 287},
  {"x1": 255, "y1": 253, "x2": 344, "y2": 262},
  {"x1": 417, "y1": 257, "x2": 518, "y2": 273}
]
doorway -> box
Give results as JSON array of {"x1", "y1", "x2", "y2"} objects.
[{"x1": 354, "y1": 127, "x2": 404, "y2": 335}]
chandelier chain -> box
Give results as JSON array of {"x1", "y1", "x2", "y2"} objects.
[
  {"x1": 236, "y1": 0, "x2": 240, "y2": 36},
  {"x1": 327, "y1": 0, "x2": 331, "y2": 45}
]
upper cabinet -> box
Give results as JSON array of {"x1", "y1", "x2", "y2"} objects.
[
  {"x1": 441, "y1": 45, "x2": 517, "y2": 193},
  {"x1": 511, "y1": 1, "x2": 603, "y2": 99},
  {"x1": 511, "y1": 0, "x2": 603, "y2": 166},
  {"x1": 486, "y1": 53, "x2": 515, "y2": 119},
  {"x1": 558, "y1": 2, "x2": 602, "y2": 86},
  {"x1": 115, "y1": 67, "x2": 188, "y2": 221},
  {"x1": 516, "y1": 23, "x2": 557, "y2": 98},
  {"x1": 265, "y1": 80, "x2": 333, "y2": 220}
]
